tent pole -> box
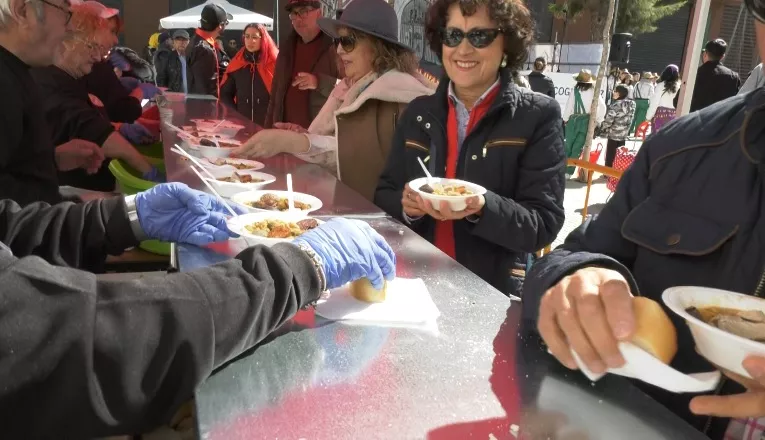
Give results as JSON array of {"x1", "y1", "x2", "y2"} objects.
[{"x1": 275, "y1": 0, "x2": 280, "y2": 46}]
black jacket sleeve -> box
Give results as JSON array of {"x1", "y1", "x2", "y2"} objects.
[
  {"x1": 154, "y1": 51, "x2": 170, "y2": 88},
  {"x1": 220, "y1": 73, "x2": 237, "y2": 108},
  {"x1": 0, "y1": 198, "x2": 323, "y2": 438},
  {"x1": 188, "y1": 45, "x2": 218, "y2": 96},
  {"x1": 44, "y1": 88, "x2": 116, "y2": 147},
  {"x1": 84, "y1": 62, "x2": 142, "y2": 123},
  {"x1": 0, "y1": 86, "x2": 62, "y2": 206},
  {"x1": 545, "y1": 77, "x2": 556, "y2": 99},
  {"x1": 522, "y1": 135, "x2": 649, "y2": 321}
]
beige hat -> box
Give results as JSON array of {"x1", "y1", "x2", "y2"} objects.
[
  {"x1": 642, "y1": 71, "x2": 655, "y2": 79},
  {"x1": 573, "y1": 69, "x2": 596, "y2": 84}
]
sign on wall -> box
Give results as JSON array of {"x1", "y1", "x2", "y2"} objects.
[{"x1": 398, "y1": 0, "x2": 438, "y2": 63}]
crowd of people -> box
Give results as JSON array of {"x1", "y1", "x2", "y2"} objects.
[{"x1": 1, "y1": 0, "x2": 765, "y2": 437}]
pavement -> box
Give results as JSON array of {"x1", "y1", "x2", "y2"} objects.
[{"x1": 551, "y1": 175, "x2": 614, "y2": 250}]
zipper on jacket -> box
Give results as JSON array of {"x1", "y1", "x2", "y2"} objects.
[
  {"x1": 701, "y1": 264, "x2": 765, "y2": 435},
  {"x1": 251, "y1": 69, "x2": 255, "y2": 122}
]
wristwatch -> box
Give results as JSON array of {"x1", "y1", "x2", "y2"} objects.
[{"x1": 123, "y1": 195, "x2": 148, "y2": 241}]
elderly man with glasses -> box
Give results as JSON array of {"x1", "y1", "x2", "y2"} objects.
[
  {"x1": 263, "y1": 0, "x2": 341, "y2": 129},
  {"x1": 0, "y1": 0, "x2": 105, "y2": 206}
]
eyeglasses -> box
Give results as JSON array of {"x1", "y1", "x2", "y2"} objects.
[
  {"x1": 333, "y1": 35, "x2": 356, "y2": 52},
  {"x1": 441, "y1": 27, "x2": 504, "y2": 49},
  {"x1": 244, "y1": 34, "x2": 262, "y2": 40},
  {"x1": 289, "y1": 7, "x2": 315, "y2": 19},
  {"x1": 746, "y1": 0, "x2": 765, "y2": 23},
  {"x1": 39, "y1": 0, "x2": 72, "y2": 25}
]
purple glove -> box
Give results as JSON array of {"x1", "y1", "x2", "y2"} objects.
[
  {"x1": 119, "y1": 122, "x2": 156, "y2": 144},
  {"x1": 137, "y1": 82, "x2": 161, "y2": 99},
  {"x1": 141, "y1": 166, "x2": 165, "y2": 183},
  {"x1": 120, "y1": 76, "x2": 140, "y2": 91}
]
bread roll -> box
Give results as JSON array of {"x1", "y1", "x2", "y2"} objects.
[
  {"x1": 631, "y1": 296, "x2": 678, "y2": 364},
  {"x1": 350, "y1": 278, "x2": 387, "y2": 303}
]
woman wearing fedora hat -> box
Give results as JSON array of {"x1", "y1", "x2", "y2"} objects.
[
  {"x1": 234, "y1": 0, "x2": 437, "y2": 201},
  {"x1": 375, "y1": 0, "x2": 566, "y2": 296},
  {"x1": 562, "y1": 69, "x2": 606, "y2": 173}
]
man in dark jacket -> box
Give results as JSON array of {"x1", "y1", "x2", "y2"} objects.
[
  {"x1": 156, "y1": 30, "x2": 189, "y2": 93},
  {"x1": 527, "y1": 57, "x2": 556, "y2": 99},
  {"x1": 264, "y1": 0, "x2": 340, "y2": 129},
  {"x1": 0, "y1": 182, "x2": 395, "y2": 438},
  {"x1": 689, "y1": 38, "x2": 741, "y2": 112},
  {"x1": 187, "y1": 3, "x2": 232, "y2": 97},
  {"x1": 524, "y1": 16, "x2": 765, "y2": 436}
]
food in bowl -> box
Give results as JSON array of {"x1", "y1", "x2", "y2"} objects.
[
  {"x1": 245, "y1": 193, "x2": 311, "y2": 211},
  {"x1": 210, "y1": 158, "x2": 255, "y2": 169},
  {"x1": 217, "y1": 173, "x2": 264, "y2": 184},
  {"x1": 686, "y1": 306, "x2": 765, "y2": 342},
  {"x1": 420, "y1": 183, "x2": 475, "y2": 196},
  {"x1": 244, "y1": 218, "x2": 319, "y2": 238}
]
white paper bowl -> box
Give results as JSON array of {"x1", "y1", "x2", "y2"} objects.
[
  {"x1": 226, "y1": 212, "x2": 324, "y2": 247},
  {"x1": 193, "y1": 144, "x2": 236, "y2": 159},
  {"x1": 230, "y1": 190, "x2": 322, "y2": 214},
  {"x1": 663, "y1": 286, "x2": 765, "y2": 378},
  {"x1": 409, "y1": 177, "x2": 487, "y2": 212},
  {"x1": 191, "y1": 119, "x2": 243, "y2": 137},
  {"x1": 203, "y1": 157, "x2": 264, "y2": 171},
  {"x1": 202, "y1": 169, "x2": 276, "y2": 198}
]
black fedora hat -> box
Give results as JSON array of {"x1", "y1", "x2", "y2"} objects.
[{"x1": 317, "y1": 0, "x2": 412, "y2": 52}]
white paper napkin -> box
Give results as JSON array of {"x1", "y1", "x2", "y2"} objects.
[
  {"x1": 569, "y1": 342, "x2": 721, "y2": 393},
  {"x1": 315, "y1": 278, "x2": 440, "y2": 327}
]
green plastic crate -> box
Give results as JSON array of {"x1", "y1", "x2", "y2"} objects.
[{"x1": 108, "y1": 159, "x2": 170, "y2": 255}]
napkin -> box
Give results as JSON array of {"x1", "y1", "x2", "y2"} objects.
[
  {"x1": 569, "y1": 342, "x2": 721, "y2": 393},
  {"x1": 315, "y1": 278, "x2": 440, "y2": 329}
]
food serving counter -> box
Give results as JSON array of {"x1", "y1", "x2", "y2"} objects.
[{"x1": 160, "y1": 97, "x2": 708, "y2": 440}]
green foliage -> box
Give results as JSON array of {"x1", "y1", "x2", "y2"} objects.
[{"x1": 549, "y1": 0, "x2": 687, "y2": 39}]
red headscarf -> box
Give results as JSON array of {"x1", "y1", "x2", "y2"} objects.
[{"x1": 221, "y1": 23, "x2": 278, "y2": 94}]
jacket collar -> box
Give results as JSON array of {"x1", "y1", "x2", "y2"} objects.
[{"x1": 336, "y1": 70, "x2": 437, "y2": 116}]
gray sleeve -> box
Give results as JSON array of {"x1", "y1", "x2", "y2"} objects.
[{"x1": 738, "y1": 63, "x2": 763, "y2": 95}]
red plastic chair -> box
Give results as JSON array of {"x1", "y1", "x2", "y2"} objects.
[{"x1": 635, "y1": 121, "x2": 650, "y2": 140}]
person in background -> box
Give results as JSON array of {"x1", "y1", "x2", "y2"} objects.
[
  {"x1": 690, "y1": 38, "x2": 740, "y2": 112},
  {"x1": 187, "y1": 3, "x2": 231, "y2": 97},
  {"x1": 375, "y1": 0, "x2": 565, "y2": 296},
  {"x1": 630, "y1": 71, "x2": 654, "y2": 133},
  {"x1": 562, "y1": 69, "x2": 606, "y2": 173},
  {"x1": 523, "y1": 6, "x2": 765, "y2": 437},
  {"x1": 619, "y1": 68, "x2": 634, "y2": 98},
  {"x1": 226, "y1": 38, "x2": 238, "y2": 58},
  {"x1": 511, "y1": 70, "x2": 530, "y2": 89},
  {"x1": 82, "y1": 1, "x2": 153, "y2": 125},
  {"x1": 110, "y1": 45, "x2": 156, "y2": 83},
  {"x1": 264, "y1": 0, "x2": 341, "y2": 129},
  {"x1": 145, "y1": 25, "x2": 162, "y2": 64},
  {"x1": 527, "y1": 56, "x2": 555, "y2": 99},
  {"x1": 600, "y1": 84, "x2": 636, "y2": 167},
  {"x1": 235, "y1": 0, "x2": 435, "y2": 201},
  {"x1": 220, "y1": 23, "x2": 278, "y2": 126},
  {"x1": 606, "y1": 67, "x2": 620, "y2": 104},
  {"x1": 32, "y1": 3, "x2": 160, "y2": 192},
  {"x1": 0, "y1": 0, "x2": 106, "y2": 205},
  {"x1": 156, "y1": 29, "x2": 190, "y2": 93},
  {"x1": 646, "y1": 64, "x2": 681, "y2": 132},
  {"x1": 0, "y1": 181, "x2": 395, "y2": 438}
]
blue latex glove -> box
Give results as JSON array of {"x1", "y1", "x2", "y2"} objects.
[
  {"x1": 293, "y1": 218, "x2": 396, "y2": 290},
  {"x1": 142, "y1": 166, "x2": 165, "y2": 183},
  {"x1": 137, "y1": 82, "x2": 161, "y2": 99},
  {"x1": 135, "y1": 182, "x2": 246, "y2": 246},
  {"x1": 120, "y1": 76, "x2": 140, "y2": 91},
  {"x1": 119, "y1": 122, "x2": 156, "y2": 144}
]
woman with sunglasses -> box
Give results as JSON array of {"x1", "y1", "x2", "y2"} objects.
[
  {"x1": 220, "y1": 23, "x2": 278, "y2": 127},
  {"x1": 375, "y1": 0, "x2": 566, "y2": 296},
  {"x1": 31, "y1": 3, "x2": 160, "y2": 192},
  {"x1": 233, "y1": 0, "x2": 437, "y2": 201}
]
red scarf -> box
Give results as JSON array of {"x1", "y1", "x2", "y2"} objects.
[
  {"x1": 196, "y1": 28, "x2": 223, "y2": 98},
  {"x1": 221, "y1": 24, "x2": 279, "y2": 94},
  {"x1": 434, "y1": 83, "x2": 501, "y2": 258}
]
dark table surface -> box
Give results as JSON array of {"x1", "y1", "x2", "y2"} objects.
[{"x1": 161, "y1": 97, "x2": 709, "y2": 440}]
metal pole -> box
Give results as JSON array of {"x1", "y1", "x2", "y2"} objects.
[
  {"x1": 274, "y1": 0, "x2": 280, "y2": 46},
  {"x1": 675, "y1": 0, "x2": 712, "y2": 116},
  {"x1": 612, "y1": 0, "x2": 620, "y2": 34}
]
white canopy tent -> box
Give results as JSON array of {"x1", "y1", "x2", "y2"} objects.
[{"x1": 160, "y1": 0, "x2": 273, "y2": 31}]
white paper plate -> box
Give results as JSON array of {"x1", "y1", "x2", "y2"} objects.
[
  {"x1": 226, "y1": 212, "x2": 324, "y2": 246},
  {"x1": 230, "y1": 190, "x2": 322, "y2": 214},
  {"x1": 204, "y1": 157, "x2": 264, "y2": 171},
  {"x1": 409, "y1": 177, "x2": 487, "y2": 212},
  {"x1": 203, "y1": 170, "x2": 276, "y2": 198}
]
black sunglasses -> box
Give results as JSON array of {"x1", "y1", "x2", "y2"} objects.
[
  {"x1": 39, "y1": 0, "x2": 72, "y2": 25},
  {"x1": 441, "y1": 27, "x2": 503, "y2": 49},
  {"x1": 334, "y1": 35, "x2": 356, "y2": 52},
  {"x1": 746, "y1": 0, "x2": 765, "y2": 23}
]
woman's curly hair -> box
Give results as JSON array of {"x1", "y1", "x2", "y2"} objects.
[
  {"x1": 341, "y1": 26, "x2": 419, "y2": 75},
  {"x1": 425, "y1": 0, "x2": 535, "y2": 71}
]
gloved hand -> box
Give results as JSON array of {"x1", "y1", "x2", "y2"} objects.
[
  {"x1": 293, "y1": 218, "x2": 396, "y2": 290},
  {"x1": 120, "y1": 76, "x2": 140, "y2": 91},
  {"x1": 137, "y1": 82, "x2": 161, "y2": 100},
  {"x1": 110, "y1": 51, "x2": 131, "y2": 73},
  {"x1": 135, "y1": 182, "x2": 246, "y2": 246},
  {"x1": 119, "y1": 122, "x2": 157, "y2": 144},
  {"x1": 142, "y1": 166, "x2": 165, "y2": 183}
]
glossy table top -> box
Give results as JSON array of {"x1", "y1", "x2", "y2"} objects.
[{"x1": 162, "y1": 97, "x2": 707, "y2": 440}]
